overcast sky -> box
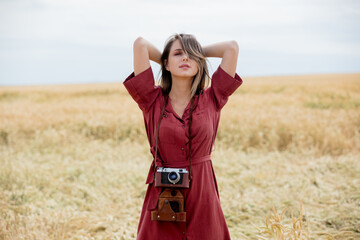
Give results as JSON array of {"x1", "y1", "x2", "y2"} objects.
[{"x1": 0, "y1": 0, "x2": 359, "y2": 86}]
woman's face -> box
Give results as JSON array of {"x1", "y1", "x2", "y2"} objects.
[{"x1": 165, "y1": 39, "x2": 199, "y2": 79}]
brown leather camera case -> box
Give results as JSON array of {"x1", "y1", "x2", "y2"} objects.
[{"x1": 151, "y1": 188, "x2": 186, "y2": 222}]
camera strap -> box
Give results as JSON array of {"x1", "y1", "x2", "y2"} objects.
[{"x1": 153, "y1": 94, "x2": 195, "y2": 183}]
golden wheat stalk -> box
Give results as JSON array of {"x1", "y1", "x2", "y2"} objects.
[{"x1": 256, "y1": 201, "x2": 310, "y2": 240}]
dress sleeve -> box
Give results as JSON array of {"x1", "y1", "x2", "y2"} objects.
[
  {"x1": 209, "y1": 65, "x2": 243, "y2": 110},
  {"x1": 123, "y1": 66, "x2": 161, "y2": 112}
]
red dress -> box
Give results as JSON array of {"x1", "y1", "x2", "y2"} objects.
[{"x1": 123, "y1": 65, "x2": 243, "y2": 240}]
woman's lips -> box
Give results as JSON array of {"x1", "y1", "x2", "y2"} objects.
[{"x1": 180, "y1": 64, "x2": 190, "y2": 68}]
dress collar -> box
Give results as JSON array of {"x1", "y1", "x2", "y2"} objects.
[{"x1": 163, "y1": 93, "x2": 199, "y2": 119}]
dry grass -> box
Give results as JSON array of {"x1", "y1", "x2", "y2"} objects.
[{"x1": 0, "y1": 73, "x2": 359, "y2": 239}]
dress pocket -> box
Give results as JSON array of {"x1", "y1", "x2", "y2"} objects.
[{"x1": 191, "y1": 109, "x2": 213, "y2": 143}]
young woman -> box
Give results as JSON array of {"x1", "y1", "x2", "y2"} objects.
[{"x1": 123, "y1": 33, "x2": 243, "y2": 240}]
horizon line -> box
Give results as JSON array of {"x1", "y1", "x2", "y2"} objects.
[{"x1": 1, "y1": 71, "x2": 359, "y2": 88}]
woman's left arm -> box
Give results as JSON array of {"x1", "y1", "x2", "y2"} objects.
[{"x1": 202, "y1": 40, "x2": 239, "y2": 78}]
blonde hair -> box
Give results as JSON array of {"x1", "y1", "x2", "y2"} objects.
[{"x1": 159, "y1": 33, "x2": 210, "y2": 98}]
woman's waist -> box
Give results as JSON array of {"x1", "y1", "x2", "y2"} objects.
[{"x1": 156, "y1": 154, "x2": 211, "y2": 168}]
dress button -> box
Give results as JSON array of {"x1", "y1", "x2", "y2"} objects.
[
  {"x1": 182, "y1": 125, "x2": 185, "y2": 128},
  {"x1": 181, "y1": 147, "x2": 184, "y2": 151}
]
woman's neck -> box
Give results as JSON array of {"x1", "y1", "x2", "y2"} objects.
[{"x1": 169, "y1": 77, "x2": 192, "y2": 102}]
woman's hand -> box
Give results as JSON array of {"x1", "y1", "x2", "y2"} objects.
[
  {"x1": 133, "y1": 37, "x2": 162, "y2": 76},
  {"x1": 203, "y1": 41, "x2": 239, "y2": 78}
]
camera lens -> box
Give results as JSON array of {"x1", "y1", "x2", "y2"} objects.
[
  {"x1": 168, "y1": 171, "x2": 180, "y2": 184},
  {"x1": 169, "y1": 172, "x2": 177, "y2": 180}
]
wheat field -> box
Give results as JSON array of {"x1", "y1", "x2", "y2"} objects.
[{"x1": 0, "y1": 73, "x2": 359, "y2": 240}]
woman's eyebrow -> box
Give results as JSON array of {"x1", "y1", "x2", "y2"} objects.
[{"x1": 173, "y1": 48, "x2": 183, "y2": 52}]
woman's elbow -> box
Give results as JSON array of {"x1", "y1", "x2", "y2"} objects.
[
  {"x1": 134, "y1": 36, "x2": 145, "y2": 47},
  {"x1": 228, "y1": 40, "x2": 239, "y2": 54}
]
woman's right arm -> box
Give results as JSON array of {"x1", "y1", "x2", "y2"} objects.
[{"x1": 133, "y1": 37, "x2": 161, "y2": 76}]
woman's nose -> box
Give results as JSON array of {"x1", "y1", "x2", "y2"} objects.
[{"x1": 182, "y1": 54, "x2": 189, "y2": 61}]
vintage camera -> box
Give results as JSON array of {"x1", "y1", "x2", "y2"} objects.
[{"x1": 155, "y1": 167, "x2": 189, "y2": 188}]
